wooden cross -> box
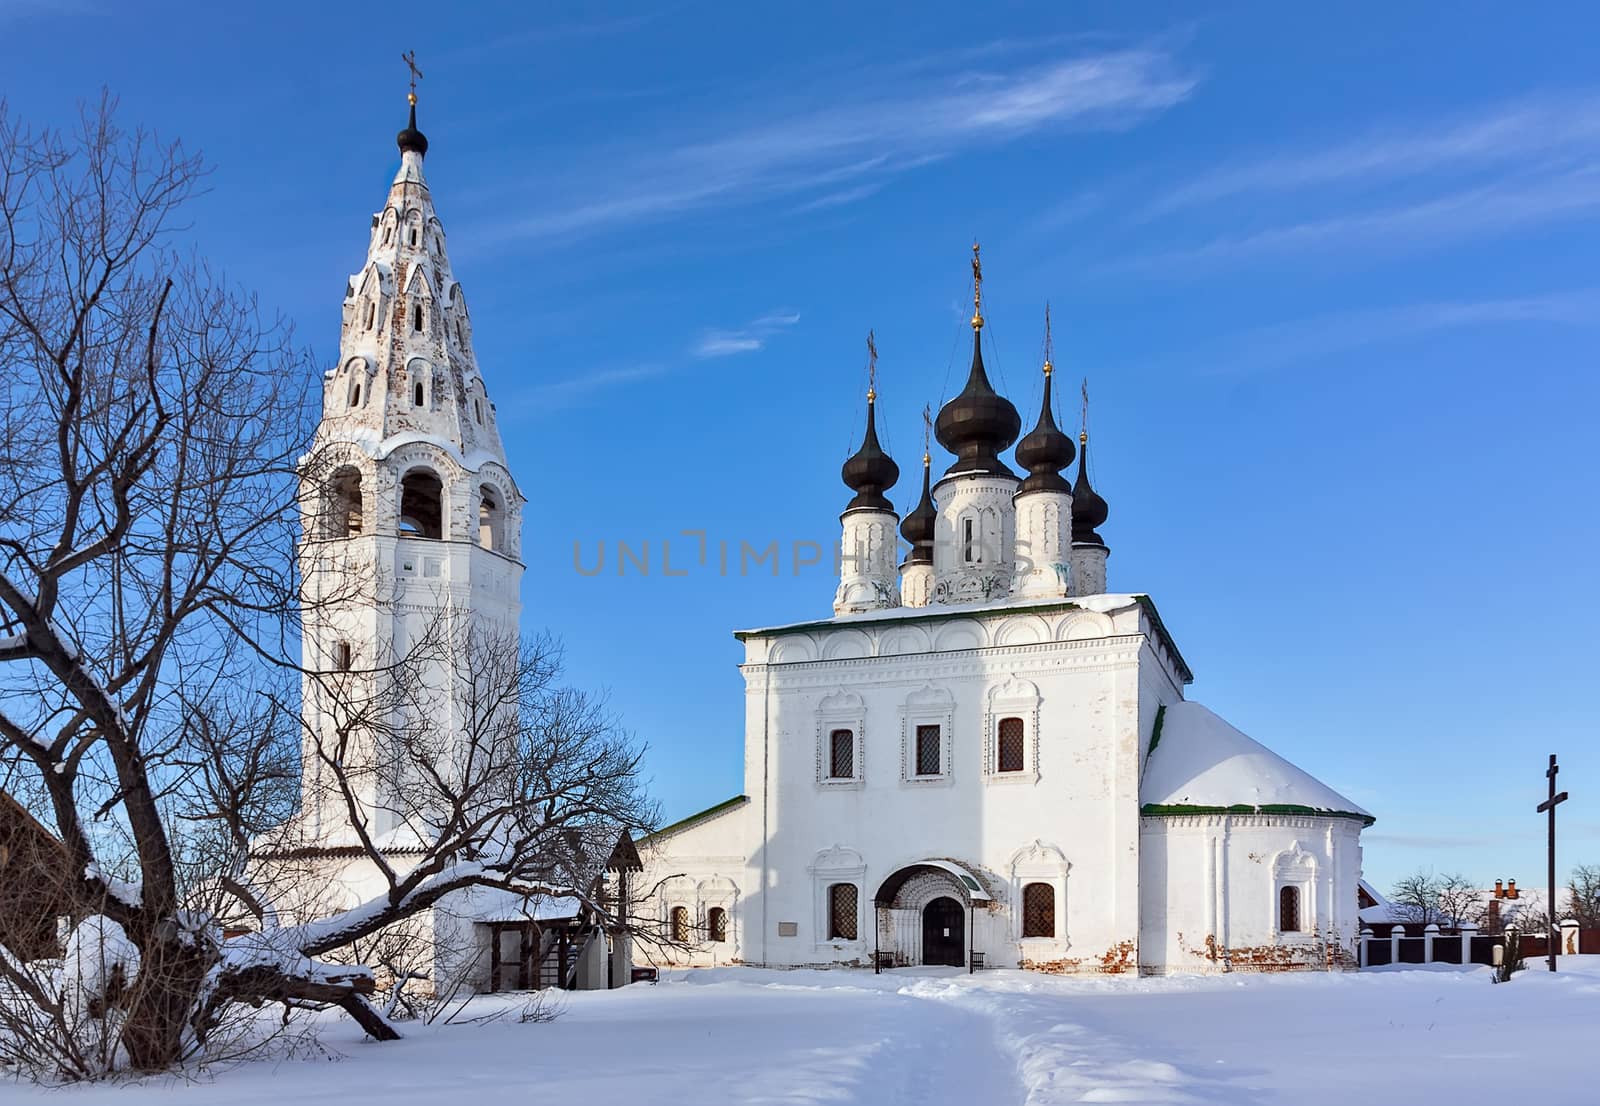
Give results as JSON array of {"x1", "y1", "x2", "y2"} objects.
[
  {"x1": 1536, "y1": 753, "x2": 1569, "y2": 972},
  {"x1": 401, "y1": 50, "x2": 424, "y2": 100}
]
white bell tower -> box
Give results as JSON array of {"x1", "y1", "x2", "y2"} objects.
[{"x1": 297, "y1": 86, "x2": 525, "y2": 837}]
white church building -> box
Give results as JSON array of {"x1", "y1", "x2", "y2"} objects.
[{"x1": 641, "y1": 255, "x2": 1374, "y2": 976}]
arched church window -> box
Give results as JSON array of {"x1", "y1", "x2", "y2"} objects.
[
  {"x1": 828, "y1": 729, "x2": 854, "y2": 779},
  {"x1": 708, "y1": 907, "x2": 728, "y2": 943},
  {"x1": 1279, "y1": 885, "x2": 1301, "y2": 933},
  {"x1": 363, "y1": 300, "x2": 376, "y2": 330},
  {"x1": 382, "y1": 222, "x2": 394, "y2": 246},
  {"x1": 348, "y1": 378, "x2": 363, "y2": 409},
  {"x1": 827, "y1": 884, "x2": 858, "y2": 940},
  {"x1": 998, "y1": 717, "x2": 1025, "y2": 773},
  {"x1": 412, "y1": 304, "x2": 424, "y2": 333},
  {"x1": 327, "y1": 467, "x2": 363, "y2": 538},
  {"x1": 478, "y1": 485, "x2": 505, "y2": 552},
  {"x1": 333, "y1": 641, "x2": 353, "y2": 672},
  {"x1": 962, "y1": 516, "x2": 982, "y2": 564},
  {"x1": 670, "y1": 905, "x2": 689, "y2": 943},
  {"x1": 915, "y1": 724, "x2": 941, "y2": 777},
  {"x1": 474, "y1": 398, "x2": 483, "y2": 425},
  {"x1": 457, "y1": 318, "x2": 465, "y2": 345},
  {"x1": 409, "y1": 225, "x2": 420, "y2": 247},
  {"x1": 1022, "y1": 882, "x2": 1054, "y2": 938},
  {"x1": 413, "y1": 381, "x2": 425, "y2": 408},
  {"x1": 398, "y1": 469, "x2": 443, "y2": 540}
]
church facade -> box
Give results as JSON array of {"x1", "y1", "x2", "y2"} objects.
[{"x1": 641, "y1": 264, "x2": 1373, "y2": 975}]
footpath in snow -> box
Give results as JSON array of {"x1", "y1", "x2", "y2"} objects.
[{"x1": 7, "y1": 958, "x2": 1600, "y2": 1104}]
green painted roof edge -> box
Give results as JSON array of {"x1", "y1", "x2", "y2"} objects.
[
  {"x1": 640, "y1": 795, "x2": 749, "y2": 842},
  {"x1": 1132, "y1": 594, "x2": 1194, "y2": 685},
  {"x1": 1147, "y1": 702, "x2": 1167, "y2": 757},
  {"x1": 733, "y1": 601, "x2": 1083, "y2": 642},
  {"x1": 1140, "y1": 802, "x2": 1376, "y2": 827}
]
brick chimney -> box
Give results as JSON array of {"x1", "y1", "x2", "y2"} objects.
[
  {"x1": 1507, "y1": 879, "x2": 1519, "y2": 900},
  {"x1": 1494, "y1": 879, "x2": 1504, "y2": 899}
]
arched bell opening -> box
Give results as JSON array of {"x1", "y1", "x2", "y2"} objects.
[{"x1": 398, "y1": 469, "x2": 444, "y2": 540}]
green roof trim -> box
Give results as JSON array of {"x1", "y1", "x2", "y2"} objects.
[
  {"x1": 1147, "y1": 703, "x2": 1167, "y2": 757},
  {"x1": 640, "y1": 795, "x2": 749, "y2": 842},
  {"x1": 1141, "y1": 802, "x2": 1376, "y2": 827},
  {"x1": 1132, "y1": 594, "x2": 1194, "y2": 684},
  {"x1": 733, "y1": 602, "x2": 1083, "y2": 643}
]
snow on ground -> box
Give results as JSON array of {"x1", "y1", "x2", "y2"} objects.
[{"x1": 8, "y1": 957, "x2": 1600, "y2": 1104}]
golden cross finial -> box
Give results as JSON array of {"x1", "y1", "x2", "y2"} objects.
[
  {"x1": 402, "y1": 50, "x2": 424, "y2": 105},
  {"x1": 866, "y1": 330, "x2": 878, "y2": 402},
  {"x1": 922, "y1": 404, "x2": 932, "y2": 465},
  {"x1": 1042, "y1": 302, "x2": 1054, "y2": 376},
  {"x1": 970, "y1": 241, "x2": 985, "y2": 331},
  {"x1": 1080, "y1": 377, "x2": 1090, "y2": 445}
]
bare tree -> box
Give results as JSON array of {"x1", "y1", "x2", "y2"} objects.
[
  {"x1": 1389, "y1": 870, "x2": 1478, "y2": 929},
  {"x1": 0, "y1": 97, "x2": 654, "y2": 1080},
  {"x1": 1568, "y1": 864, "x2": 1600, "y2": 928}
]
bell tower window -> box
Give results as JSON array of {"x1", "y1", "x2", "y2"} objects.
[
  {"x1": 412, "y1": 304, "x2": 424, "y2": 333},
  {"x1": 398, "y1": 469, "x2": 443, "y2": 540},
  {"x1": 326, "y1": 468, "x2": 363, "y2": 538},
  {"x1": 478, "y1": 485, "x2": 505, "y2": 552}
]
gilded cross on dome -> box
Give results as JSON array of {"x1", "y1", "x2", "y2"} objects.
[{"x1": 401, "y1": 50, "x2": 424, "y2": 105}]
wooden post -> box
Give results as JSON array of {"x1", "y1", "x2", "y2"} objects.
[
  {"x1": 1536, "y1": 754, "x2": 1570, "y2": 973},
  {"x1": 558, "y1": 929, "x2": 570, "y2": 990},
  {"x1": 517, "y1": 925, "x2": 530, "y2": 991},
  {"x1": 488, "y1": 924, "x2": 502, "y2": 994}
]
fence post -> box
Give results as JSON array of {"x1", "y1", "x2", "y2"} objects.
[
  {"x1": 1423, "y1": 923, "x2": 1439, "y2": 963},
  {"x1": 1460, "y1": 922, "x2": 1476, "y2": 965},
  {"x1": 1561, "y1": 918, "x2": 1580, "y2": 956},
  {"x1": 1390, "y1": 925, "x2": 1403, "y2": 965},
  {"x1": 1358, "y1": 927, "x2": 1372, "y2": 968}
]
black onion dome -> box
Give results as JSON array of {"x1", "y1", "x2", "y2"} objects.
[
  {"x1": 934, "y1": 330, "x2": 1021, "y2": 478},
  {"x1": 900, "y1": 459, "x2": 937, "y2": 564},
  {"x1": 1015, "y1": 371, "x2": 1076, "y2": 496},
  {"x1": 1071, "y1": 434, "x2": 1110, "y2": 545},
  {"x1": 397, "y1": 100, "x2": 429, "y2": 158},
  {"x1": 841, "y1": 397, "x2": 900, "y2": 512}
]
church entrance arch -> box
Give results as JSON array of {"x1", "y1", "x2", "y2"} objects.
[
  {"x1": 922, "y1": 897, "x2": 965, "y2": 966},
  {"x1": 872, "y1": 859, "x2": 991, "y2": 970}
]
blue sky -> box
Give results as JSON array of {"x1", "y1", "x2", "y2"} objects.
[{"x1": 5, "y1": 1, "x2": 1598, "y2": 892}]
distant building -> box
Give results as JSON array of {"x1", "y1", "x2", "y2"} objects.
[
  {"x1": 641, "y1": 265, "x2": 1373, "y2": 975},
  {"x1": 0, "y1": 790, "x2": 73, "y2": 961}
]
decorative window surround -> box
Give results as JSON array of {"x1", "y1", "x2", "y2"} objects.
[
  {"x1": 1009, "y1": 839, "x2": 1070, "y2": 945},
  {"x1": 1272, "y1": 843, "x2": 1318, "y2": 944},
  {"x1": 814, "y1": 689, "x2": 866, "y2": 790},
  {"x1": 808, "y1": 845, "x2": 866, "y2": 951},
  {"x1": 984, "y1": 675, "x2": 1041, "y2": 784},
  {"x1": 899, "y1": 685, "x2": 954, "y2": 787}
]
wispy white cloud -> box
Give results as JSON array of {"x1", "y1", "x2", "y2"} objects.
[
  {"x1": 1145, "y1": 94, "x2": 1600, "y2": 217},
  {"x1": 692, "y1": 310, "x2": 802, "y2": 359},
  {"x1": 516, "y1": 363, "x2": 670, "y2": 412},
  {"x1": 511, "y1": 46, "x2": 1196, "y2": 241},
  {"x1": 1204, "y1": 287, "x2": 1600, "y2": 375},
  {"x1": 1114, "y1": 163, "x2": 1600, "y2": 275}
]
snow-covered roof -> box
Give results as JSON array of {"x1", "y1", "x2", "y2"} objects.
[
  {"x1": 449, "y1": 886, "x2": 584, "y2": 924},
  {"x1": 1140, "y1": 702, "x2": 1373, "y2": 824}
]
